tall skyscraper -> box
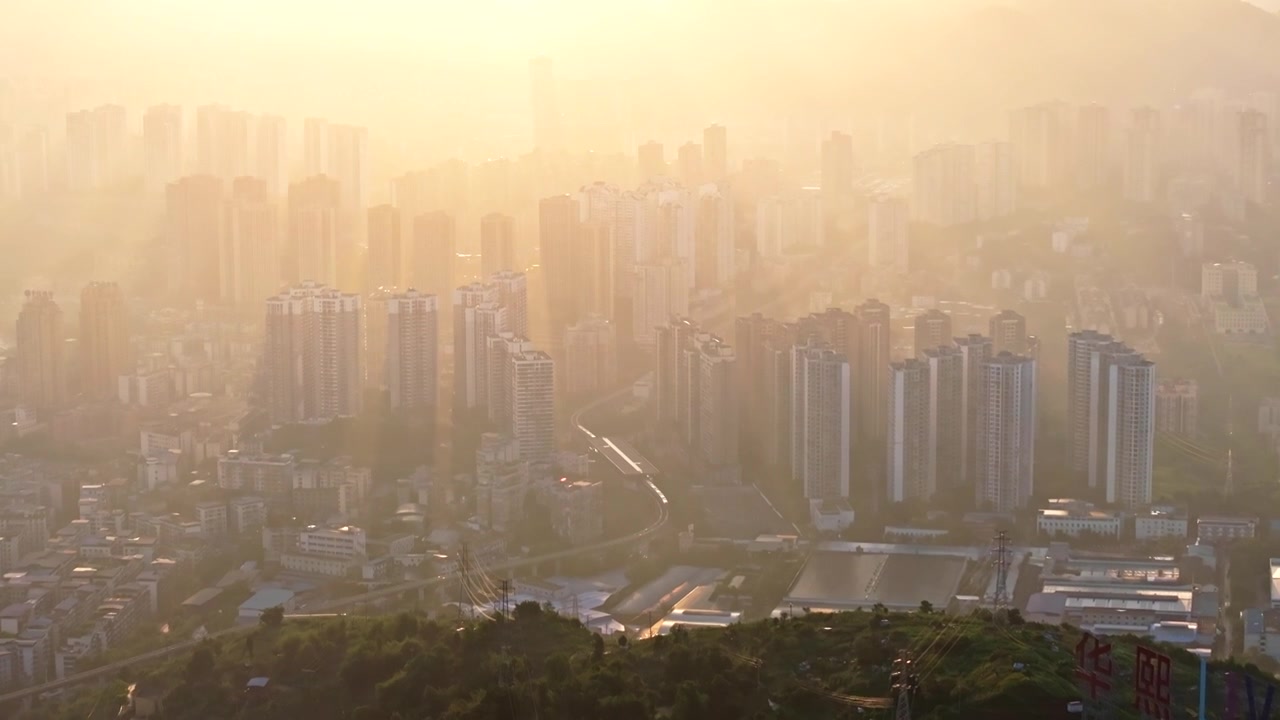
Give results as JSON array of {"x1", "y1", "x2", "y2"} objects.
[
  {"x1": 287, "y1": 176, "x2": 340, "y2": 287},
  {"x1": 1237, "y1": 109, "x2": 1271, "y2": 205},
  {"x1": 638, "y1": 141, "x2": 665, "y2": 181},
  {"x1": 328, "y1": 123, "x2": 370, "y2": 229},
  {"x1": 791, "y1": 342, "x2": 851, "y2": 503},
  {"x1": 975, "y1": 353, "x2": 1037, "y2": 512},
  {"x1": 922, "y1": 345, "x2": 964, "y2": 494},
  {"x1": 1010, "y1": 102, "x2": 1073, "y2": 190},
  {"x1": 263, "y1": 283, "x2": 363, "y2": 423},
  {"x1": 65, "y1": 105, "x2": 127, "y2": 191},
  {"x1": 654, "y1": 317, "x2": 699, "y2": 426},
  {"x1": 704, "y1": 124, "x2": 728, "y2": 180},
  {"x1": 694, "y1": 186, "x2": 734, "y2": 289},
  {"x1": 989, "y1": 310, "x2": 1028, "y2": 355},
  {"x1": 385, "y1": 290, "x2": 439, "y2": 411},
  {"x1": 303, "y1": 118, "x2": 329, "y2": 178},
  {"x1": 868, "y1": 195, "x2": 909, "y2": 274},
  {"x1": 506, "y1": 347, "x2": 555, "y2": 462},
  {"x1": 364, "y1": 290, "x2": 392, "y2": 393},
  {"x1": 572, "y1": 221, "x2": 614, "y2": 322},
  {"x1": 539, "y1": 195, "x2": 580, "y2": 337},
  {"x1": 490, "y1": 271, "x2": 529, "y2": 339},
  {"x1": 366, "y1": 205, "x2": 402, "y2": 292},
  {"x1": 529, "y1": 56, "x2": 561, "y2": 152},
  {"x1": 563, "y1": 315, "x2": 616, "y2": 396},
  {"x1": 697, "y1": 335, "x2": 739, "y2": 482},
  {"x1": 16, "y1": 290, "x2": 67, "y2": 411},
  {"x1": 912, "y1": 143, "x2": 976, "y2": 227},
  {"x1": 677, "y1": 142, "x2": 704, "y2": 188},
  {"x1": 633, "y1": 260, "x2": 689, "y2": 349},
  {"x1": 79, "y1": 282, "x2": 130, "y2": 401},
  {"x1": 222, "y1": 177, "x2": 279, "y2": 307},
  {"x1": 913, "y1": 309, "x2": 952, "y2": 357},
  {"x1": 1123, "y1": 107, "x2": 1160, "y2": 204},
  {"x1": 887, "y1": 359, "x2": 931, "y2": 503},
  {"x1": 855, "y1": 300, "x2": 892, "y2": 444},
  {"x1": 1076, "y1": 103, "x2": 1110, "y2": 189},
  {"x1": 820, "y1": 131, "x2": 854, "y2": 199},
  {"x1": 480, "y1": 213, "x2": 516, "y2": 278},
  {"x1": 143, "y1": 105, "x2": 183, "y2": 193},
  {"x1": 195, "y1": 105, "x2": 250, "y2": 181},
  {"x1": 167, "y1": 175, "x2": 224, "y2": 302},
  {"x1": 255, "y1": 114, "x2": 287, "y2": 196},
  {"x1": 974, "y1": 141, "x2": 1017, "y2": 221},
  {"x1": 411, "y1": 211, "x2": 457, "y2": 300},
  {"x1": 453, "y1": 282, "x2": 503, "y2": 414},
  {"x1": 1067, "y1": 331, "x2": 1155, "y2": 507},
  {"x1": 955, "y1": 334, "x2": 994, "y2": 489}
]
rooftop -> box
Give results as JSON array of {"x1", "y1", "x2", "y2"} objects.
[{"x1": 239, "y1": 588, "x2": 294, "y2": 612}]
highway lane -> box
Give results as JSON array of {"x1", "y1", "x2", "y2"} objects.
[{"x1": 0, "y1": 379, "x2": 667, "y2": 707}]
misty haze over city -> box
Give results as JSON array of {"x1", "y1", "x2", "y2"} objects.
[{"x1": 1, "y1": 0, "x2": 1280, "y2": 718}]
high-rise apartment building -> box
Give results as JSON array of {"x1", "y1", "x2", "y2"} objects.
[
  {"x1": 704, "y1": 124, "x2": 728, "y2": 180},
  {"x1": 697, "y1": 335, "x2": 739, "y2": 481},
  {"x1": 327, "y1": 124, "x2": 370, "y2": 229},
  {"x1": 695, "y1": 186, "x2": 734, "y2": 289},
  {"x1": 366, "y1": 205, "x2": 402, "y2": 292},
  {"x1": 222, "y1": 177, "x2": 280, "y2": 307},
  {"x1": 922, "y1": 345, "x2": 965, "y2": 494},
  {"x1": 913, "y1": 143, "x2": 976, "y2": 227},
  {"x1": 1237, "y1": 109, "x2": 1271, "y2": 206},
  {"x1": 79, "y1": 282, "x2": 130, "y2": 401},
  {"x1": 475, "y1": 432, "x2": 528, "y2": 533},
  {"x1": 65, "y1": 105, "x2": 127, "y2": 191},
  {"x1": 1123, "y1": 108, "x2": 1160, "y2": 204},
  {"x1": 868, "y1": 195, "x2": 909, "y2": 274},
  {"x1": 1010, "y1": 102, "x2": 1073, "y2": 190},
  {"x1": 385, "y1": 290, "x2": 438, "y2": 411},
  {"x1": 974, "y1": 141, "x2": 1017, "y2": 221},
  {"x1": 539, "y1": 195, "x2": 580, "y2": 339},
  {"x1": 913, "y1": 309, "x2": 952, "y2": 358},
  {"x1": 1155, "y1": 378, "x2": 1198, "y2": 438},
  {"x1": 855, "y1": 300, "x2": 892, "y2": 444},
  {"x1": 955, "y1": 334, "x2": 994, "y2": 489},
  {"x1": 506, "y1": 347, "x2": 555, "y2": 462},
  {"x1": 791, "y1": 342, "x2": 851, "y2": 502},
  {"x1": 167, "y1": 175, "x2": 224, "y2": 303},
  {"x1": 303, "y1": 117, "x2": 328, "y2": 178},
  {"x1": 195, "y1": 105, "x2": 251, "y2": 181},
  {"x1": 1067, "y1": 330, "x2": 1156, "y2": 507},
  {"x1": 820, "y1": 131, "x2": 854, "y2": 199},
  {"x1": 1076, "y1": 103, "x2": 1110, "y2": 189},
  {"x1": 654, "y1": 318, "x2": 700, "y2": 427},
  {"x1": 453, "y1": 282, "x2": 503, "y2": 414},
  {"x1": 143, "y1": 105, "x2": 183, "y2": 193},
  {"x1": 287, "y1": 176, "x2": 340, "y2": 287},
  {"x1": 255, "y1": 114, "x2": 287, "y2": 196},
  {"x1": 16, "y1": 290, "x2": 67, "y2": 410},
  {"x1": 563, "y1": 315, "x2": 616, "y2": 397},
  {"x1": 263, "y1": 283, "x2": 362, "y2": 423},
  {"x1": 887, "y1": 359, "x2": 931, "y2": 503},
  {"x1": 411, "y1": 211, "x2": 456, "y2": 301},
  {"x1": 490, "y1": 271, "x2": 529, "y2": 339},
  {"x1": 989, "y1": 310, "x2": 1029, "y2": 355},
  {"x1": 633, "y1": 259, "x2": 689, "y2": 349},
  {"x1": 480, "y1": 213, "x2": 516, "y2": 278},
  {"x1": 975, "y1": 353, "x2": 1037, "y2": 512},
  {"x1": 572, "y1": 221, "x2": 614, "y2": 322}
]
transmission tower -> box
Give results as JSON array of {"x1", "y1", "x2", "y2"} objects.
[
  {"x1": 500, "y1": 579, "x2": 511, "y2": 620},
  {"x1": 456, "y1": 543, "x2": 471, "y2": 623},
  {"x1": 891, "y1": 652, "x2": 918, "y2": 720},
  {"x1": 991, "y1": 531, "x2": 1011, "y2": 612}
]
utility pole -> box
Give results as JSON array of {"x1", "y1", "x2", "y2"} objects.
[
  {"x1": 892, "y1": 651, "x2": 918, "y2": 720},
  {"x1": 992, "y1": 531, "x2": 1011, "y2": 613}
]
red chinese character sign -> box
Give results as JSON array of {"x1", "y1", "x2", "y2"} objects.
[
  {"x1": 1134, "y1": 644, "x2": 1172, "y2": 720},
  {"x1": 1074, "y1": 632, "x2": 1113, "y2": 700}
]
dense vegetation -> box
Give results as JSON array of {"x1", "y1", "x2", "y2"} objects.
[{"x1": 27, "y1": 603, "x2": 1280, "y2": 720}]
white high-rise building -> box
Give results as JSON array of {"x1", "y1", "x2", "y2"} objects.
[
  {"x1": 263, "y1": 282, "x2": 363, "y2": 423},
  {"x1": 922, "y1": 346, "x2": 964, "y2": 496},
  {"x1": 887, "y1": 359, "x2": 931, "y2": 503},
  {"x1": 1010, "y1": 102, "x2": 1074, "y2": 190},
  {"x1": 955, "y1": 334, "x2": 994, "y2": 490},
  {"x1": 1123, "y1": 108, "x2": 1160, "y2": 204},
  {"x1": 632, "y1": 259, "x2": 689, "y2": 349},
  {"x1": 868, "y1": 195, "x2": 909, "y2": 274},
  {"x1": 222, "y1": 177, "x2": 280, "y2": 308},
  {"x1": 695, "y1": 184, "x2": 735, "y2": 289},
  {"x1": 65, "y1": 104, "x2": 127, "y2": 191},
  {"x1": 697, "y1": 335, "x2": 739, "y2": 481},
  {"x1": 791, "y1": 343, "x2": 851, "y2": 502},
  {"x1": 912, "y1": 143, "x2": 975, "y2": 227},
  {"x1": 563, "y1": 315, "x2": 616, "y2": 397},
  {"x1": 507, "y1": 348, "x2": 555, "y2": 462},
  {"x1": 974, "y1": 141, "x2": 1017, "y2": 221},
  {"x1": 195, "y1": 105, "x2": 250, "y2": 181},
  {"x1": 1067, "y1": 330, "x2": 1156, "y2": 507},
  {"x1": 975, "y1": 353, "x2": 1037, "y2": 512},
  {"x1": 143, "y1": 105, "x2": 183, "y2": 193},
  {"x1": 386, "y1": 290, "x2": 439, "y2": 411},
  {"x1": 453, "y1": 282, "x2": 504, "y2": 414},
  {"x1": 490, "y1": 271, "x2": 529, "y2": 339}
]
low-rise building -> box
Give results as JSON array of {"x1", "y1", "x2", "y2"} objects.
[
  {"x1": 1196, "y1": 516, "x2": 1257, "y2": 544},
  {"x1": 298, "y1": 525, "x2": 366, "y2": 559},
  {"x1": 542, "y1": 478, "x2": 603, "y2": 545},
  {"x1": 1036, "y1": 500, "x2": 1122, "y2": 538},
  {"x1": 237, "y1": 588, "x2": 295, "y2": 622},
  {"x1": 1135, "y1": 507, "x2": 1189, "y2": 541},
  {"x1": 1244, "y1": 608, "x2": 1280, "y2": 661}
]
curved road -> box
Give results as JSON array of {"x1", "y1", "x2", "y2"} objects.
[{"x1": 0, "y1": 381, "x2": 667, "y2": 708}]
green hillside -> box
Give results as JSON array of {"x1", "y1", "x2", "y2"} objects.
[{"x1": 27, "y1": 605, "x2": 1277, "y2": 720}]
